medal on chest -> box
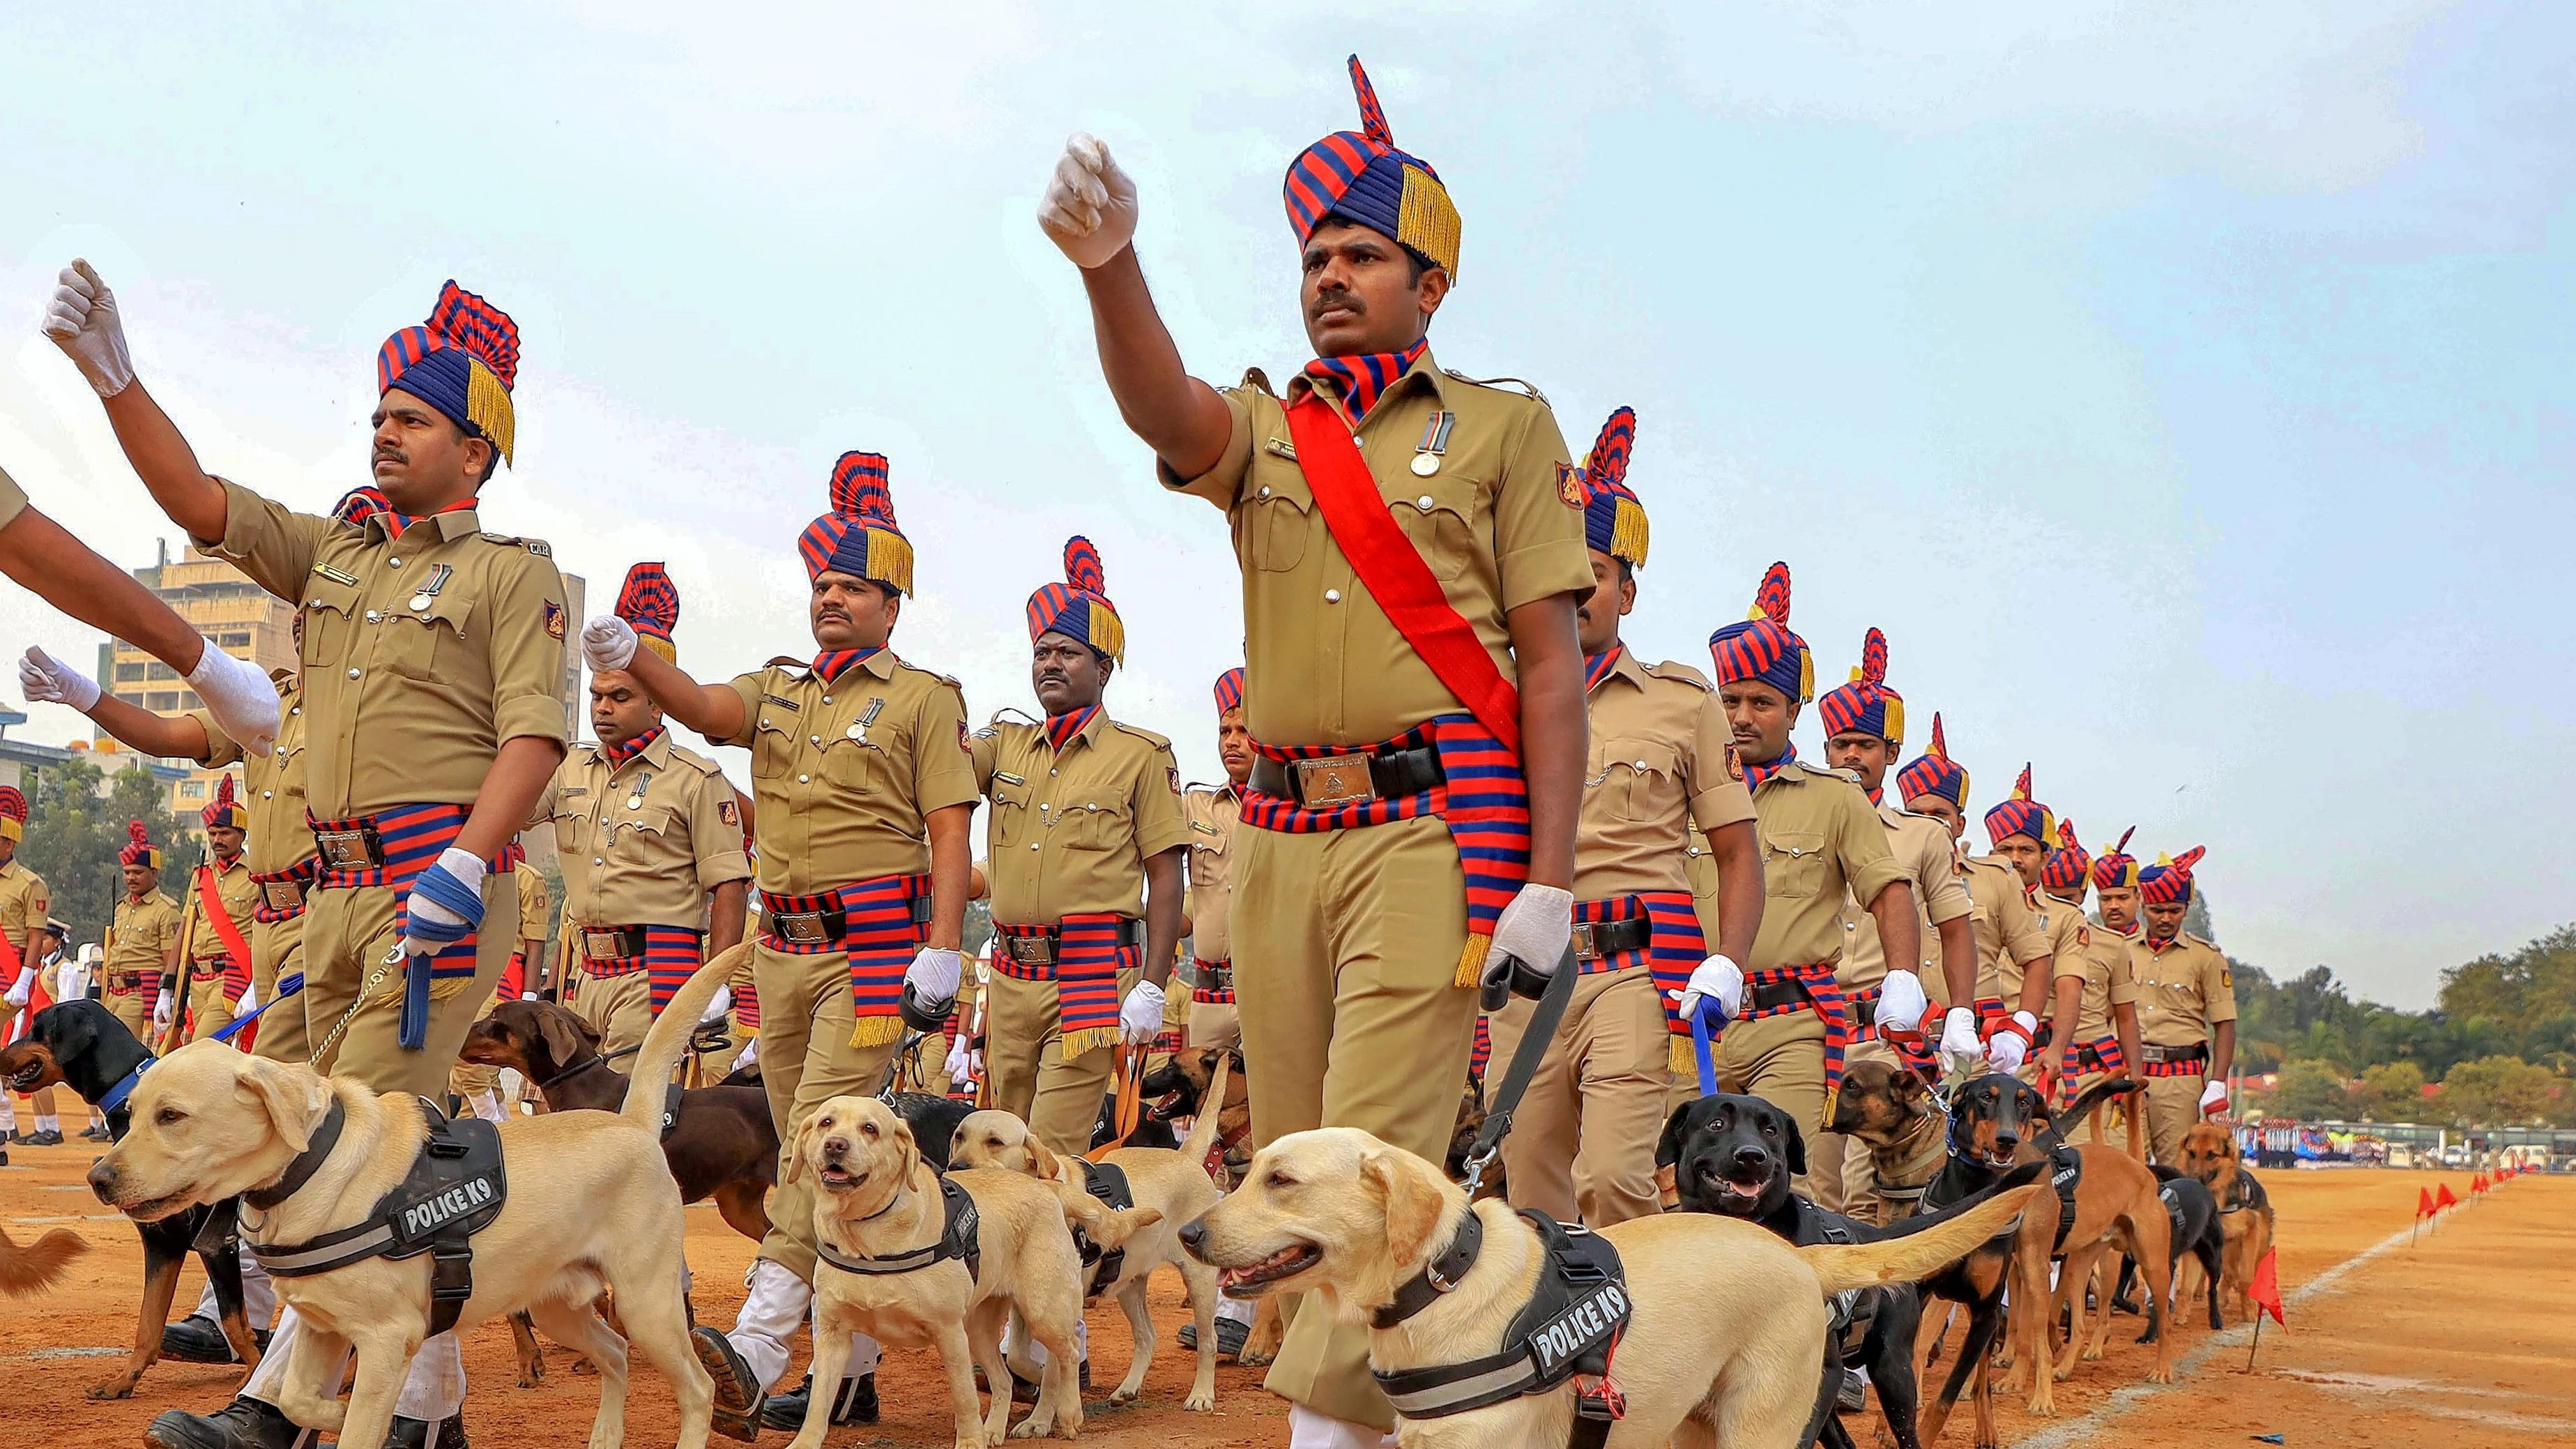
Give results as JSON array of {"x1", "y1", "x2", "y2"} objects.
[
  {"x1": 847, "y1": 697, "x2": 887, "y2": 744},
  {"x1": 626, "y1": 770, "x2": 652, "y2": 812},
  {"x1": 409, "y1": 563, "x2": 455, "y2": 614},
  {"x1": 1411, "y1": 409, "x2": 1456, "y2": 477}
]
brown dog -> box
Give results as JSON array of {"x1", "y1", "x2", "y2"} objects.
[
  {"x1": 1825, "y1": 1057, "x2": 1952, "y2": 1226},
  {"x1": 2177, "y1": 1119, "x2": 2276, "y2": 1322}
]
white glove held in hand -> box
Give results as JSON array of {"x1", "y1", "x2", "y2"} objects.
[
  {"x1": 43, "y1": 259, "x2": 135, "y2": 397},
  {"x1": 904, "y1": 947, "x2": 963, "y2": 1006},
  {"x1": 238, "y1": 980, "x2": 259, "y2": 1015},
  {"x1": 4, "y1": 966, "x2": 33, "y2": 1008},
  {"x1": 20, "y1": 646, "x2": 100, "y2": 712},
  {"x1": 153, "y1": 993, "x2": 174, "y2": 1030},
  {"x1": 1986, "y1": 1021, "x2": 2031, "y2": 1074},
  {"x1": 1939, "y1": 1006, "x2": 1983, "y2": 1066},
  {"x1": 943, "y1": 1035, "x2": 981, "y2": 1086},
  {"x1": 187, "y1": 644, "x2": 280, "y2": 757},
  {"x1": 701, "y1": 985, "x2": 733, "y2": 1024},
  {"x1": 2198, "y1": 1079, "x2": 2229, "y2": 1115},
  {"x1": 1037, "y1": 134, "x2": 1140, "y2": 269},
  {"x1": 398, "y1": 847, "x2": 486, "y2": 959},
  {"x1": 581, "y1": 615, "x2": 637, "y2": 673},
  {"x1": 1119, "y1": 978, "x2": 1166, "y2": 1046},
  {"x1": 1488, "y1": 883, "x2": 1576, "y2": 979},
  {"x1": 1668, "y1": 954, "x2": 1744, "y2": 1025},
  {"x1": 1877, "y1": 971, "x2": 1931, "y2": 1043}
]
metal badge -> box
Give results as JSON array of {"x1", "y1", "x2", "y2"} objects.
[
  {"x1": 409, "y1": 563, "x2": 455, "y2": 614},
  {"x1": 626, "y1": 769, "x2": 652, "y2": 811},
  {"x1": 1411, "y1": 409, "x2": 1456, "y2": 477},
  {"x1": 846, "y1": 697, "x2": 887, "y2": 743}
]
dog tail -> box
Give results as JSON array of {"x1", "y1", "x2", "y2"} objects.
[
  {"x1": 1052, "y1": 1182, "x2": 1165, "y2": 1252},
  {"x1": 0, "y1": 1224, "x2": 89, "y2": 1296},
  {"x1": 1803, "y1": 1181, "x2": 2045, "y2": 1297},
  {"x1": 2057, "y1": 1074, "x2": 2138, "y2": 1127},
  {"x1": 1179, "y1": 1048, "x2": 1231, "y2": 1171},
  {"x1": 619, "y1": 941, "x2": 751, "y2": 1132}
]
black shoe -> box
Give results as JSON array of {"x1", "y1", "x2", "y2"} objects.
[
  {"x1": 82, "y1": 1123, "x2": 110, "y2": 1141},
  {"x1": 381, "y1": 1416, "x2": 468, "y2": 1449},
  {"x1": 688, "y1": 1326, "x2": 767, "y2": 1443},
  {"x1": 759, "y1": 1372, "x2": 879, "y2": 1429},
  {"x1": 1175, "y1": 1317, "x2": 1251, "y2": 1359},
  {"x1": 143, "y1": 1396, "x2": 307, "y2": 1449},
  {"x1": 30, "y1": 1130, "x2": 61, "y2": 1146},
  {"x1": 162, "y1": 1314, "x2": 243, "y2": 1364},
  {"x1": 1836, "y1": 1369, "x2": 1867, "y2": 1413}
]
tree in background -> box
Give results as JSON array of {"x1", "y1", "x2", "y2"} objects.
[
  {"x1": 2347, "y1": 1061, "x2": 2427, "y2": 1121},
  {"x1": 18, "y1": 757, "x2": 202, "y2": 952},
  {"x1": 2434, "y1": 1054, "x2": 2558, "y2": 1127},
  {"x1": 2265, "y1": 1058, "x2": 2345, "y2": 1121}
]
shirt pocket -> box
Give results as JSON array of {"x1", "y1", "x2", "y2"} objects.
[
  {"x1": 550, "y1": 788, "x2": 592, "y2": 856},
  {"x1": 1240, "y1": 463, "x2": 1314, "y2": 573},
  {"x1": 386, "y1": 588, "x2": 476, "y2": 683},
  {"x1": 821, "y1": 735, "x2": 885, "y2": 794},
  {"x1": 1051, "y1": 798, "x2": 1130, "y2": 854},
  {"x1": 1390, "y1": 474, "x2": 1477, "y2": 582},
  {"x1": 987, "y1": 775, "x2": 1036, "y2": 849},
  {"x1": 749, "y1": 713, "x2": 800, "y2": 782},
  {"x1": 1762, "y1": 828, "x2": 1828, "y2": 900},
  {"x1": 298, "y1": 575, "x2": 363, "y2": 671},
  {"x1": 605, "y1": 803, "x2": 678, "y2": 862},
  {"x1": 1596, "y1": 738, "x2": 1679, "y2": 822}
]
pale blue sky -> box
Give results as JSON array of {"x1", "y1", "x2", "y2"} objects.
[{"x1": 1, "y1": 3, "x2": 2566, "y2": 1007}]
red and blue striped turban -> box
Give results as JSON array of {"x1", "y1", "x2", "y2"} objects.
[
  {"x1": 0, "y1": 785, "x2": 24, "y2": 844},
  {"x1": 331, "y1": 487, "x2": 392, "y2": 529},
  {"x1": 200, "y1": 773, "x2": 249, "y2": 832},
  {"x1": 1984, "y1": 764, "x2": 2055, "y2": 849},
  {"x1": 1283, "y1": 56, "x2": 1462, "y2": 277},
  {"x1": 1894, "y1": 712, "x2": 1969, "y2": 810},
  {"x1": 1707, "y1": 562, "x2": 1811, "y2": 704},
  {"x1": 1026, "y1": 537, "x2": 1124, "y2": 665},
  {"x1": 797, "y1": 451, "x2": 915, "y2": 595},
  {"x1": 119, "y1": 820, "x2": 161, "y2": 870},
  {"x1": 1214, "y1": 667, "x2": 1246, "y2": 717},
  {"x1": 376, "y1": 281, "x2": 520, "y2": 467},
  {"x1": 616, "y1": 563, "x2": 680, "y2": 665},
  {"x1": 2090, "y1": 827, "x2": 2141, "y2": 890},
  {"x1": 1579, "y1": 407, "x2": 1647, "y2": 567},
  {"x1": 2040, "y1": 817, "x2": 2091, "y2": 893},
  {"x1": 1817, "y1": 627, "x2": 1905, "y2": 746},
  {"x1": 2138, "y1": 846, "x2": 2205, "y2": 906}
]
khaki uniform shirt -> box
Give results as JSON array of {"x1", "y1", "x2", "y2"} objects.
[
  {"x1": 972, "y1": 713, "x2": 1191, "y2": 926},
  {"x1": 181, "y1": 857, "x2": 259, "y2": 965},
  {"x1": 0, "y1": 859, "x2": 51, "y2": 961},
  {"x1": 2131, "y1": 932, "x2": 2236, "y2": 1047},
  {"x1": 516, "y1": 863, "x2": 549, "y2": 948},
  {"x1": 1181, "y1": 784, "x2": 1242, "y2": 962},
  {"x1": 1164, "y1": 351, "x2": 1592, "y2": 746},
  {"x1": 1739, "y1": 761, "x2": 1907, "y2": 974},
  {"x1": 107, "y1": 890, "x2": 181, "y2": 982},
  {"x1": 206, "y1": 483, "x2": 570, "y2": 816},
  {"x1": 1838, "y1": 804, "x2": 1974, "y2": 992},
  {"x1": 193, "y1": 670, "x2": 317, "y2": 880},
  {"x1": 1579, "y1": 654, "x2": 1755, "y2": 900},
  {"x1": 539, "y1": 731, "x2": 752, "y2": 929},
  {"x1": 1956, "y1": 856, "x2": 2050, "y2": 1006},
  {"x1": 2045, "y1": 892, "x2": 2138, "y2": 1040},
  {"x1": 722, "y1": 652, "x2": 977, "y2": 896}
]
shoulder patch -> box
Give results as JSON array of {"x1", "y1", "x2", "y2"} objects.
[
  {"x1": 543, "y1": 600, "x2": 566, "y2": 641},
  {"x1": 1640, "y1": 659, "x2": 1712, "y2": 691},
  {"x1": 717, "y1": 798, "x2": 739, "y2": 828},
  {"x1": 1440, "y1": 370, "x2": 1551, "y2": 407},
  {"x1": 1555, "y1": 461, "x2": 1584, "y2": 507}
]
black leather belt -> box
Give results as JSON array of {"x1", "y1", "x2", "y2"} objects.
[
  {"x1": 1850, "y1": 994, "x2": 1879, "y2": 1028},
  {"x1": 581, "y1": 925, "x2": 647, "y2": 961},
  {"x1": 1249, "y1": 744, "x2": 1444, "y2": 809},
  {"x1": 999, "y1": 919, "x2": 1145, "y2": 969},
  {"x1": 1185, "y1": 958, "x2": 1231, "y2": 992},
  {"x1": 1570, "y1": 916, "x2": 1652, "y2": 963},
  {"x1": 2140, "y1": 1042, "x2": 2209, "y2": 1065},
  {"x1": 1748, "y1": 979, "x2": 1810, "y2": 1013}
]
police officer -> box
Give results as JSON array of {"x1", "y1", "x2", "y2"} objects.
[
  {"x1": 103, "y1": 824, "x2": 182, "y2": 1045},
  {"x1": 1486, "y1": 409, "x2": 1762, "y2": 1226},
  {"x1": 1180, "y1": 667, "x2": 1251, "y2": 1053},
  {"x1": 170, "y1": 775, "x2": 259, "y2": 1047},
  {"x1": 1966, "y1": 766, "x2": 2062, "y2": 1072},
  {"x1": 540, "y1": 564, "x2": 749, "y2": 1059},
  {"x1": 1040, "y1": 58, "x2": 1591, "y2": 1445},
  {"x1": 2034, "y1": 821, "x2": 2143, "y2": 1143},
  {"x1": 0, "y1": 788, "x2": 60, "y2": 1145},
  {"x1": 2130, "y1": 848, "x2": 2235, "y2": 1163},
  {"x1": 596, "y1": 452, "x2": 975, "y2": 1438},
  {"x1": 1704, "y1": 564, "x2": 1926, "y2": 1167},
  {"x1": 1811, "y1": 629, "x2": 1976, "y2": 1212},
  {"x1": 66, "y1": 273, "x2": 567, "y2": 1449}
]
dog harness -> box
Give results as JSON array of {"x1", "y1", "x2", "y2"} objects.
[
  {"x1": 245, "y1": 1098, "x2": 507, "y2": 1337},
  {"x1": 1869, "y1": 1107, "x2": 1951, "y2": 1218},
  {"x1": 1072, "y1": 1157, "x2": 1131, "y2": 1296},
  {"x1": 1370, "y1": 1207, "x2": 1633, "y2": 1448},
  {"x1": 814, "y1": 1176, "x2": 982, "y2": 1284},
  {"x1": 2045, "y1": 1144, "x2": 2082, "y2": 1253}
]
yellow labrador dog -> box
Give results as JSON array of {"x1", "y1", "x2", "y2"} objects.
[
  {"x1": 790, "y1": 1094, "x2": 1129, "y2": 1449},
  {"x1": 86, "y1": 948, "x2": 740, "y2": 1449},
  {"x1": 1183, "y1": 1128, "x2": 2039, "y2": 1449},
  {"x1": 950, "y1": 1051, "x2": 1230, "y2": 1413}
]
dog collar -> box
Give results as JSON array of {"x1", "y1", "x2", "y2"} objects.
[
  {"x1": 98, "y1": 1052, "x2": 158, "y2": 1114},
  {"x1": 1371, "y1": 1206, "x2": 1485, "y2": 1329},
  {"x1": 243, "y1": 1098, "x2": 348, "y2": 1211}
]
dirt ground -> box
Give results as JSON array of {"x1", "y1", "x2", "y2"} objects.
[{"x1": 0, "y1": 1141, "x2": 2566, "y2": 1448}]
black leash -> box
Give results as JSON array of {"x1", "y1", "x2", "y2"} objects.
[
  {"x1": 539, "y1": 1041, "x2": 643, "y2": 1093},
  {"x1": 1461, "y1": 945, "x2": 1580, "y2": 1197}
]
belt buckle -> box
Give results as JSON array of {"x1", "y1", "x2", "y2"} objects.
[
  {"x1": 314, "y1": 830, "x2": 372, "y2": 871},
  {"x1": 776, "y1": 913, "x2": 830, "y2": 947},
  {"x1": 1293, "y1": 754, "x2": 1376, "y2": 809},
  {"x1": 1005, "y1": 934, "x2": 1055, "y2": 967},
  {"x1": 1569, "y1": 922, "x2": 1601, "y2": 962},
  {"x1": 258, "y1": 880, "x2": 306, "y2": 911},
  {"x1": 582, "y1": 928, "x2": 630, "y2": 959}
]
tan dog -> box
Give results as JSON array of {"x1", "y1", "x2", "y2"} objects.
[
  {"x1": 790, "y1": 1095, "x2": 1097, "y2": 1449},
  {"x1": 1183, "y1": 1127, "x2": 2038, "y2": 1448},
  {"x1": 86, "y1": 949, "x2": 740, "y2": 1449},
  {"x1": 2178, "y1": 1118, "x2": 2276, "y2": 1321},
  {"x1": 951, "y1": 1052, "x2": 1229, "y2": 1411}
]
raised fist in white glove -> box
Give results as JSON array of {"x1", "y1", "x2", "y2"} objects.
[
  {"x1": 43, "y1": 259, "x2": 135, "y2": 397},
  {"x1": 1938, "y1": 1007, "x2": 1983, "y2": 1068},
  {"x1": 904, "y1": 947, "x2": 963, "y2": 1006},
  {"x1": 186, "y1": 644, "x2": 280, "y2": 757},
  {"x1": 1119, "y1": 978, "x2": 1166, "y2": 1047},
  {"x1": 582, "y1": 615, "x2": 637, "y2": 673},
  {"x1": 1037, "y1": 134, "x2": 1140, "y2": 270},
  {"x1": 1668, "y1": 954, "x2": 1743, "y2": 1026},
  {"x1": 20, "y1": 646, "x2": 100, "y2": 713},
  {"x1": 701, "y1": 984, "x2": 733, "y2": 1024},
  {"x1": 1876, "y1": 971, "x2": 1931, "y2": 1045},
  {"x1": 2198, "y1": 1079, "x2": 2229, "y2": 1116},
  {"x1": 152, "y1": 992, "x2": 174, "y2": 1030},
  {"x1": 1986, "y1": 1012, "x2": 2035, "y2": 1074}
]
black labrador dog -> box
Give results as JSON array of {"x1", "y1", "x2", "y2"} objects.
[
  {"x1": 0, "y1": 1002, "x2": 259, "y2": 1399},
  {"x1": 2110, "y1": 1166, "x2": 2225, "y2": 1336},
  {"x1": 1659, "y1": 1091, "x2": 2046, "y2": 1449}
]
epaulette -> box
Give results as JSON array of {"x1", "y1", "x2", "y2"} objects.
[
  {"x1": 762, "y1": 655, "x2": 808, "y2": 673},
  {"x1": 978, "y1": 708, "x2": 1040, "y2": 740},
  {"x1": 478, "y1": 531, "x2": 553, "y2": 558},
  {"x1": 893, "y1": 658, "x2": 963, "y2": 692},
  {"x1": 1638, "y1": 659, "x2": 1712, "y2": 691},
  {"x1": 1110, "y1": 720, "x2": 1174, "y2": 751},
  {"x1": 1240, "y1": 366, "x2": 1279, "y2": 398},
  {"x1": 1441, "y1": 370, "x2": 1550, "y2": 407},
  {"x1": 666, "y1": 741, "x2": 724, "y2": 777},
  {"x1": 1792, "y1": 759, "x2": 1864, "y2": 785},
  {"x1": 268, "y1": 666, "x2": 299, "y2": 692}
]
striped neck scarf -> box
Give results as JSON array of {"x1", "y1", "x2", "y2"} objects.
[
  {"x1": 1583, "y1": 644, "x2": 1624, "y2": 693},
  {"x1": 1044, "y1": 705, "x2": 1100, "y2": 753},
  {"x1": 604, "y1": 724, "x2": 664, "y2": 769},
  {"x1": 1862, "y1": 780, "x2": 1884, "y2": 806},
  {"x1": 811, "y1": 646, "x2": 882, "y2": 684},
  {"x1": 1304, "y1": 339, "x2": 1427, "y2": 424},
  {"x1": 1744, "y1": 742, "x2": 1798, "y2": 792},
  {"x1": 386, "y1": 498, "x2": 479, "y2": 537}
]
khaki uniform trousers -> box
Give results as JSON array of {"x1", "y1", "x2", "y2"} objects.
[
  {"x1": 1713, "y1": 1008, "x2": 1830, "y2": 1196},
  {"x1": 181, "y1": 969, "x2": 237, "y2": 1046},
  {"x1": 107, "y1": 978, "x2": 155, "y2": 1043},
  {"x1": 447, "y1": 988, "x2": 505, "y2": 1101},
  {"x1": 570, "y1": 969, "x2": 656, "y2": 1058},
  {"x1": 249, "y1": 913, "x2": 310, "y2": 1065},
  {"x1": 1186, "y1": 992, "x2": 1241, "y2": 1050},
  {"x1": 749, "y1": 939, "x2": 899, "y2": 1282},
  {"x1": 985, "y1": 964, "x2": 1137, "y2": 1158},
  {"x1": 1484, "y1": 967, "x2": 1667, "y2": 1227},
  {"x1": 2142, "y1": 1072, "x2": 2208, "y2": 1164},
  {"x1": 1811, "y1": 1037, "x2": 1901, "y2": 1213},
  {"x1": 1236, "y1": 813, "x2": 1481, "y2": 1431},
  {"x1": 302, "y1": 874, "x2": 517, "y2": 1098},
  {"x1": 2060, "y1": 1069, "x2": 2137, "y2": 1148}
]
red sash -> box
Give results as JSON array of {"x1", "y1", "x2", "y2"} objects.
[
  {"x1": 1282, "y1": 395, "x2": 1522, "y2": 751},
  {"x1": 195, "y1": 866, "x2": 254, "y2": 979}
]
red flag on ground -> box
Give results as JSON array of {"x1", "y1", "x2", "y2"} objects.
[
  {"x1": 2248, "y1": 1248, "x2": 2284, "y2": 1326},
  {"x1": 2436, "y1": 1181, "x2": 2459, "y2": 1208},
  {"x1": 2474, "y1": 1173, "x2": 2489, "y2": 1194},
  {"x1": 2416, "y1": 1186, "x2": 2436, "y2": 1218}
]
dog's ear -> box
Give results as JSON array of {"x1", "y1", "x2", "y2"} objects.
[
  {"x1": 1364, "y1": 1148, "x2": 1451, "y2": 1268},
  {"x1": 1656, "y1": 1100, "x2": 1693, "y2": 1169},
  {"x1": 1780, "y1": 1107, "x2": 1808, "y2": 1177},
  {"x1": 1894, "y1": 1066, "x2": 1927, "y2": 1107},
  {"x1": 780, "y1": 1114, "x2": 816, "y2": 1186},
  {"x1": 535, "y1": 1009, "x2": 591, "y2": 1071},
  {"x1": 1031, "y1": 1141, "x2": 1068, "y2": 1182},
  {"x1": 238, "y1": 1058, "x2": 332, "y2": 1153}
]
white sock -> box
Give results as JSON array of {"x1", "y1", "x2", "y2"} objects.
[
  {"x1": 1217, "y1": 1296, "x2": 1256, "y2": 1328},
  {"x1": 185, "y1": 644, "x2": 282, "y2": 757},
  {"x1": 468, "y1": 1090, "x2": 504, "y2": 1124},
  {"x1": 846, "y1": 1330, "x2": 881, "y2": 1379},
  {"x1": 392, "y1": 1331, "x2": 466, "y2": 1420},
  {"x1": 245, "y1": 1309, "x2": 346, "y2": 1405},
  {"x1": 1, "y1": 1100, "x2": 17, "y2": 1132},
  {"x1": 1286, "y1": 1404, "x2": 1397, "y2": 1449},
  {"x1": 192, "y1": 1256, "x2": 277, "y2": 1329},
  {"x1": 728, "y1": 1258, "x2": 813, "y2": 1393}
]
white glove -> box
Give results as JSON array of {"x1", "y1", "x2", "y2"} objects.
[
  {"x1": 1986, "y1": 1015, "x2": 2033, "y2": 1074},
  {"x1": 1938, "y1": 1007, "x2": 1983, "y2": 1068},
  {"x1": 20, "y1": 646, "x2": 100, "y2": 713},
  {"x1": 581, "y1": 614, "x2": 637, "y2": 673},
  {"x1": 152, "y1": 992, "x2": 174, "y2": 1029},
  {"x1": 237, "y1": 980, "x2": 258, "y2": 1015},
  {"x1": 904, "y1": 946, "x2": 963, "y2": 1006},
  {"x1": 398, "y1": 847, "x2": 487, "y2": 959},
  {"x1": 1119, "y1": 978, "x2": 1166, "y2": 1047},
  {"x1": 732, "y1": 1040, "x2": 759, "y2": 1072},
  {"x1": 4, "y1": 966, "x2": 32, "y2": 1008},
  {"x1": 521, "y1": 992, "x2": 541, "y2": 1001},
  {"x1": 2198, "y1": 1079, "x2": 2229, "y2": 1116},
  {"x1": 1037, "y1": 133, "x2": 1140, "y2": 269},
  {"x1": 943, "y1": 1033, "x2": 976, "y2": 1084},
  {"x1": 1488, "y1": 883, "x2": 1576, "y2": 978},
  {"x1": 1667, "y1": 954, "x2": 1744, "y2": 1026},
  {"x1": 43, "y1": 259, "x2": 135, "y2": 397},
  {"x1": 1876, "y1": 971, "x2": 1931, "y2": 1045},
  {"x1": 701, "y1": 985, "x2": 732, "y2": 1023},
  {"x1": 186, "y1": 644, "x2": 280, "y2": 757}
]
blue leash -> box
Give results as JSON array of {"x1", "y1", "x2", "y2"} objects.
[
  {"x1": 207, "y1": 971, "x2": 304, "y2": 1046},
  {"x1": 1691, "y1": 998, "x2": 1723, "y2": 1098}
]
